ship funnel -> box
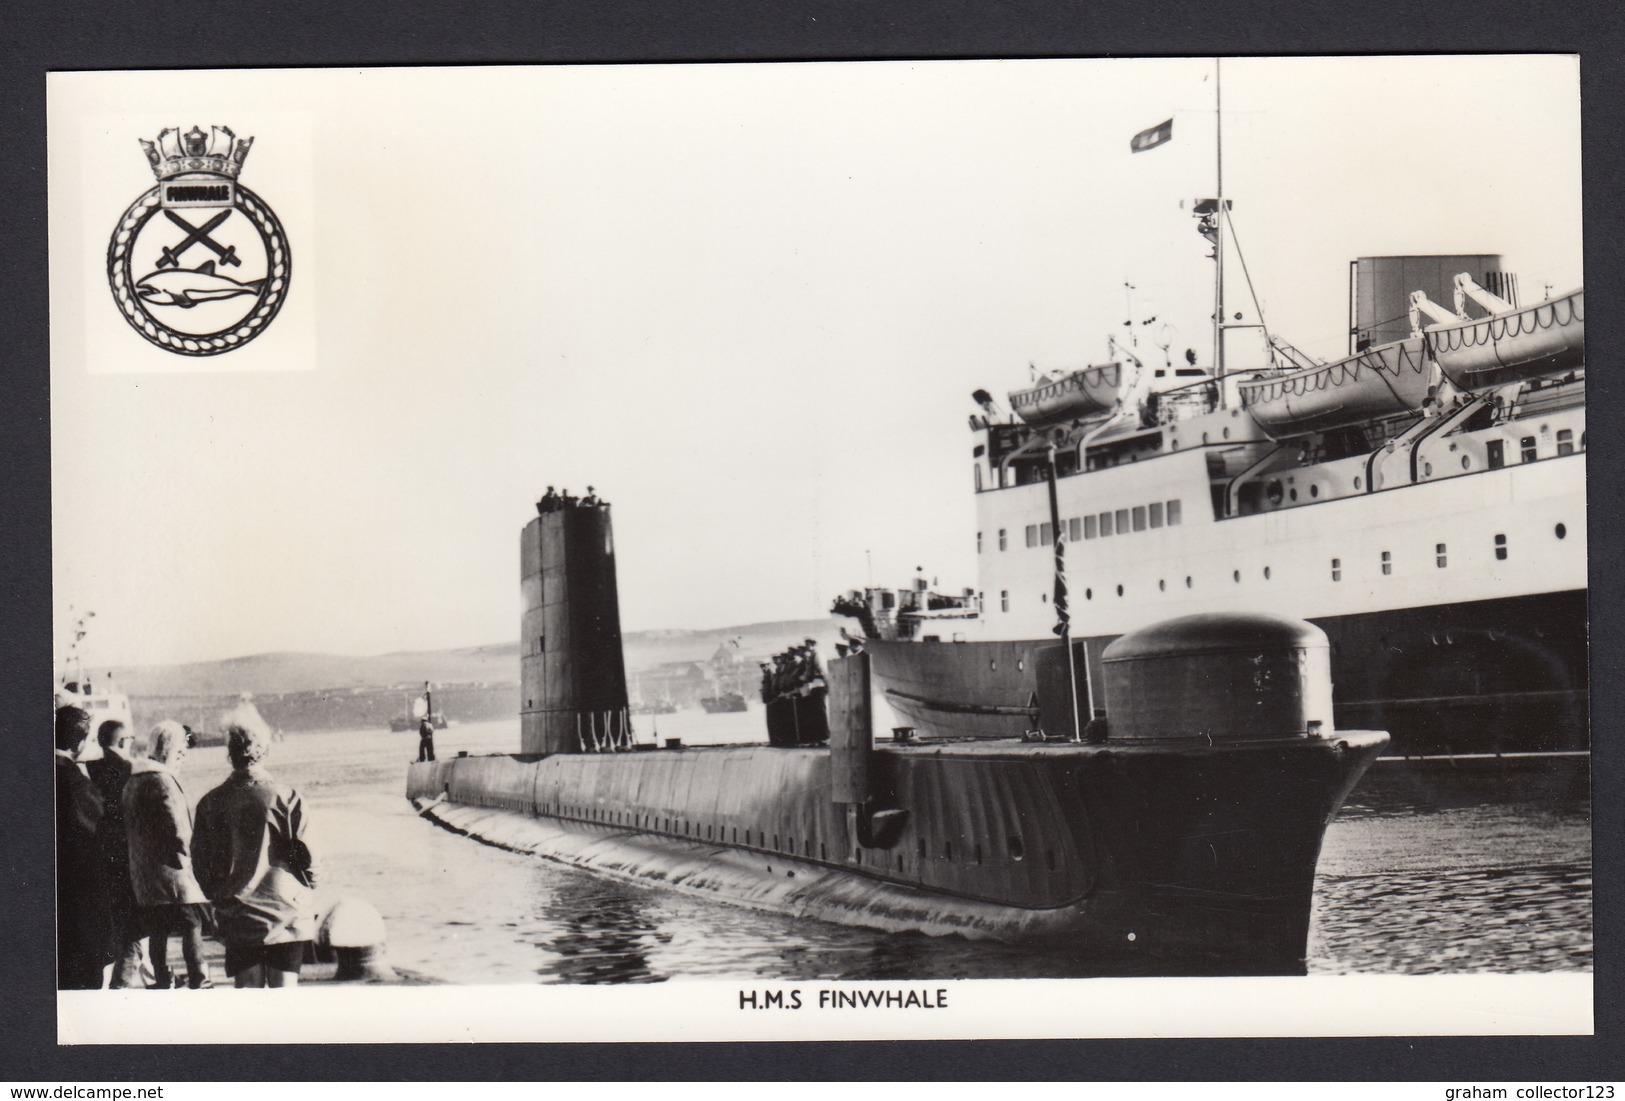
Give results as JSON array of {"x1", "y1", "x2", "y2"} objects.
[{"x1": 520, "y1": 499, "x2": 632, "y2": 755}]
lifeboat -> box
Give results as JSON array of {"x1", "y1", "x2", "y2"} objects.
[
  {"x1": 1426, "y1": 288, "x2": 1584, "y2": 393},
  {"x1": 1008, "y1": 363, "x2": 1122, "y2": 426},
  {"x1": 1237, "y1": 337, "x2": 1433, "y2": 439}
]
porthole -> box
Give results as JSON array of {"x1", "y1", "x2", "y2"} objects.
[
  {"x1": 1289, "y1": 488, "x2": 1298, "y2": 501},
  {"x1": 1424, "y1": 461, "x2": 1433, "y2": 477},
  {"x1": 1185, "y1": 576, "x2": 1192, "y2": 588},
  {"x1": 1556, "y1": 523, "x2": 1567, "y2": 540},
  {"x1": 1263, "y1": 566, "x2": 1271, "y2": 580},
  {"x1": 1158, "y1": 579, "x2": 1166, "y2": 592},
  {"x1": 1009, "y1": 836, "x2": 1025, "y2": 861},
  {"x1": 1223, "y1": 426, "x2": 1231, "y2": 440},
  {"x1": 1310, "y1": 484, "x2": 1320, "y2": 498},
  {"x1": 1116, "y1": 584, "x2": 1124, "y2": 597},
  {"x1": 1354, "y1": 476, "x2": 1363, "y2": 490},
  {"x1": 1085, "y1": 588, "x2": 1093, "y2": 600},
  {"x1": 1233, "y1": 569, "x2": 1241, "y2": 583},
  {"x1": 1017, "y1": 658, "x2": 1025, "y2": 672},
  {"x1": 1461, "y1": 455, "x2": 1472, "y2": 470},
  {"x1": 990, "y1": 659, "x2": 998, "y2": 671}
]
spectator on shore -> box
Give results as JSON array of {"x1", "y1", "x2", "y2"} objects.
[
  {"x1": 193, "y1": 717, "x2": 318, "y2": 988},
  {"x1": 86, "y1": 720, "x2": 143, "y2": 988},
  {"x1": 55, "y1": 704, "x2": 112, "y2": 989},
  {"x1": 125, "y1": 721, "x2": 212, "y2": 989}
]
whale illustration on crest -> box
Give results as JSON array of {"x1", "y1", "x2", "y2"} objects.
[{"x1": 134, "y1": 261, "x2": 265, "y2": 309}]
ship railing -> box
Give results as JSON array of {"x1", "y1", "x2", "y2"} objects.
[{"x1": 1509, "y1": 375, "x2": 1586, "y2": 420}]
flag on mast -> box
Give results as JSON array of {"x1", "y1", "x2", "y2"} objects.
[{"x1": 1130, "y1": 118, "x2": 1173, "y2": 153}]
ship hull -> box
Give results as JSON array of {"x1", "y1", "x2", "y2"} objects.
[
  {"x1": 866, "y1": 588, "x2": 1587, "y2": 757},
  {"x1": 408, "y1": 730, "x2": 1384, "y2": 971}
]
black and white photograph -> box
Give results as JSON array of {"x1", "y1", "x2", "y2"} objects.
[{"x1": 46, "y1": 56, "x2": 1590, "y2": 1043}]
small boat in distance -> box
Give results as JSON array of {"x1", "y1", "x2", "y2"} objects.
[
  {"x1": 699, "y1": 692, "x2": 747, "y2": 714},
  {"x1": 56, "y1": 608, "x2": 133, "y2": 736}
]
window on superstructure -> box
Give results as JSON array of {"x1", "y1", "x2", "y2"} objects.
[
  {"x1": 1068, "y1": 517, "x2": 1082, "y2": 542},
  {"x1": 1167, "y1": 500, "x2": 1182, "y2": 525},
  {"x1": 1149, "y1": 502, "x2": 1164, "y2": 528},
  {"x1": 1436, "y1": 543, "x2": 1448, "y2": 569},
  {"x1": 1521, "y1": 436, "x2": 1537, "y2": 463},
  {"x1": 1025, "y1": 524, "x2": 1038, "y2": 548},
  {"x1": 1084, "y1": 515, "x2": 1097, "y2": 539},
  {"x1": 1557, "y1": 429, "x2": 1575, "y2": 457},
  {"x1": 1132, "y1": 506, "x2": 1146, "y2": 532},
  {"x1": 1495, "y1": 534, "x2": 1508, "y2": 561},
  {"x1": 538, "y1": 635, "x2": 545, "y2": 653},
  {"x1": 977, "y1": 532, "x2": 983, "y2": 554},
  {"x1": 1040, "y1": 522, "x2": 1053, "y2": 546},
  {"x1": 1331, "y1": 558, "x2": 1342, "y2": 582},
  {"x1": 1115, "y1": 508, "x2": 1129, "y2": 534},
  {"x1": 1381, "y1": 550, "x2": 1392, "y2": 576},
  {"x1": 1099, "y1": 512, "x2": 1113, "y2": 537},
  {"x1": 1000, "y1": 591, "x2": 1009, "y2": 612},
  {"x1": 998, "y1": 529, "x2": 1007, "y2": 551}
]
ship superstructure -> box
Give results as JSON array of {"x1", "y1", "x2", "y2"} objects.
[{"x1": 841, "y1": 267, "x2": 1586, "y2": 757}]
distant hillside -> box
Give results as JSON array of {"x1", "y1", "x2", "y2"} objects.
[{"x1": 112, "y1": 618, "x2": 841, "y2": 700}]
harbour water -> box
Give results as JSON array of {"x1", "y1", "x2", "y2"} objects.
[{"x1": 173, "y1": 710, "x2": 1591, "y2": 984}]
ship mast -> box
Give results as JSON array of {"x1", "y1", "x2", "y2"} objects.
[
  {"x1": 1046, "y1": 443, "x2": 1090, "y2": 740},
  {"x1": 1212, "y1": 56, "x2": 1227, "y2": 403}
]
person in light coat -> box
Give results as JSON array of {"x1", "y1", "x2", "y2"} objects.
[
  {"x1": 124, "y1": 721, "x2": 212, "y2": 989},
  {"x1": 193, "y1": 717, "x2": 318, "y2": 988}
]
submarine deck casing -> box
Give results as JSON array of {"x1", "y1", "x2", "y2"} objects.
[{"x1": 408, "y1": 729, "x2": 1384, "y2": 964}]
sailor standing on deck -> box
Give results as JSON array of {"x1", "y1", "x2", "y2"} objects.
[{"x1": 417, "y1": 716, "x2": 436, "y2": 762}]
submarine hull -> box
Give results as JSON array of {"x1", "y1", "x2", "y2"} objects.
[{"x1": 408, "y1": 729, "x2": 1385, "y2": 970}]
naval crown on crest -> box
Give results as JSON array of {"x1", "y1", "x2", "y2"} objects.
[{"x1": 138, "y1": 125, "x2": 254, "y2": 180}]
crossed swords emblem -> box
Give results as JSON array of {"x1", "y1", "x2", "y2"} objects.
[{"x1": 156, "y1": 209, "x2": 240, "y2": 269}]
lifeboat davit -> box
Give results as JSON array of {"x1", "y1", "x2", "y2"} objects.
[
  {"x1": 1008, "y1": 364, "x2": 1122, "y2": 426},
  {"x1": 1237, "y1": 337, "x2": 1433, "y2": 439},
  {"x1": 1426, "y1": 288, "x2": 1584, "y2": 393}
]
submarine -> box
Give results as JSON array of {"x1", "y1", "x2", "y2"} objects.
[{"x1": 406, "y1": 493, "x2": 1386, "y2": 973}]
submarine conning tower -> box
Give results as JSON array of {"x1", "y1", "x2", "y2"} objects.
[{"x1": 520, "y1": 497, "x2": 632, "y2": 756}]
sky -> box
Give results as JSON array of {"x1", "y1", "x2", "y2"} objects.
[{"x1": 48, "y1": 57, "x2": 1583, "y2": 667}]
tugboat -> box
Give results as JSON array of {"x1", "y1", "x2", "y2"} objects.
[{"x1": 408, "y1": 492, "x2": 1385, "y2": 973}]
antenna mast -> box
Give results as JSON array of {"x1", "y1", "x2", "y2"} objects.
[{"x1": 1213, "y1": 56, "x2": 1226, "y2": 401}]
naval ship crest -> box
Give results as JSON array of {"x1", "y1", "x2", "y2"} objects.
[{"x1": 106, "y1": 125, "x2": 291, "y2": 355}]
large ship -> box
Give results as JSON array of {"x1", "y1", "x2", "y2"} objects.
[
  {"x1": 837, "y1": 267, "x2": 1585, "y2": 760},
  {"x1": 834, "y1": 83, "x2": 1585, "y2": 762}
]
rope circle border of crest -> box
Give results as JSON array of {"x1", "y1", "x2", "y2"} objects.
[{"x1": 106, "y1": 184, "x2": 291, "y2": 357}]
